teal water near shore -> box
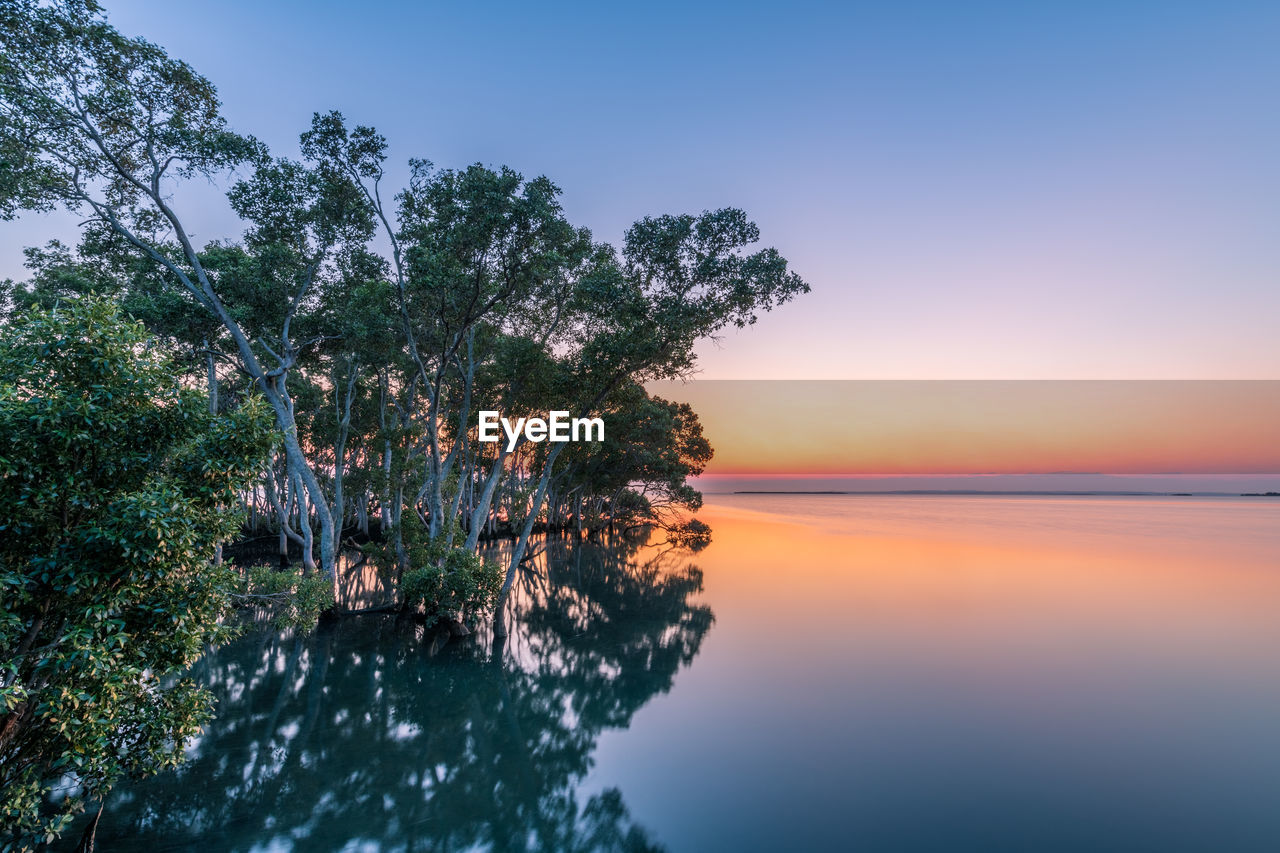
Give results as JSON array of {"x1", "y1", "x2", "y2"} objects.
[{"x1": 77, "y1": 495, "x2": 1280, "y2": 851}]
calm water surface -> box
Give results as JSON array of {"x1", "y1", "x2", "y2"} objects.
[{"x1": 86, "y1": 496, "x2": 1280, "y2": 851}]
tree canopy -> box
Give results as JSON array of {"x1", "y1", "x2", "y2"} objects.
[
  {"x1": 0, "y1": 0, "x2": 809, "y2": 617},
  {"x1": 0, "y1": 2, "x2": 809, "y2": 843},
  {"x1": 0, "y1": 298, "x2": 275, "y2": 846}
]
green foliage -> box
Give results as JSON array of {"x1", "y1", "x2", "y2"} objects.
[
  {"x1": 558, "y1": 383, "x2": 711, "y2": 521},
  {"x1": 0, "y1": 297, "x2": 274, "y2": 848},
  {"x1": 0, "y1": 0, "x2": 264, "y2": 221},
  {"x1": 1, "y1": 0, "x2": 810, "y2": 675},
  {"x1": 367, "y1": 515, "x2": 501, "y2": 628},
  {"x1": 402, "y1": 549, "x2": 502, "y2": 630},
  {"x1": 239, "y1": 567, "x2": 334, "y2": 631}
]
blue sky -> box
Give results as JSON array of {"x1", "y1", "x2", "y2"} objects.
[{"x1": 5, "y1": 0, "x2": 1279, "y2": 377}]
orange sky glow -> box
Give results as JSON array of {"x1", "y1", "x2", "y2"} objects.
[{"x1": 648, "y1": 381, "x2": 1280, "y2": 475}]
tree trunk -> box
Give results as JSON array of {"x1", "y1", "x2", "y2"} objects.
[
  {"x1": 492, "y1": 443, "x2": 564, "y2": 637},
  {"x1": 291, "y1": 468, "x2": 317, "y2": 576},
  {"x1": 465, "y1": 443, "x2": 515, "y2": 551}
]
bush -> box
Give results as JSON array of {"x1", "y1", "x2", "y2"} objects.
[
  {"x1": 401, "y1": 549, "x2": 502, "y2": 630},
  {"x1": 668, "y1": 518, "x2": 712, "y2": 551},
  {"x1": 0, "y1": 298, "x2": 274, "y2": 847},
  {"x1": 239, "y1": 567, "x2": 335, "y2": 630},
  {"x1": 365, "y1": 514, "x2": 503, "y2": 629}
]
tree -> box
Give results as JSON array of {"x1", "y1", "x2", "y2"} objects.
[
  {"x1": 552, "y1": 383, "x2": 713, "y2": 535},
  {"x1": 0, "y1": 0, "x2": 345, "y2": 584},
  {"x1": 0, "y1": 298, "x2": 275, "y2": 848},
  {"x1": 488, "y1": 207, "x2": 809, "y2": 633},
  {"x1": 1, "y1": 0, "x2": 811, "y2": 641}
]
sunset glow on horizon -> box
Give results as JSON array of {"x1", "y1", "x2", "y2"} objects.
[{"x1": 651, "y1": 381, "x2": 1280, "y2": 476}]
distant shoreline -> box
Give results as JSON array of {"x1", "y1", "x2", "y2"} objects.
[{"x1": 727, "y1": 490, "x2": 1280, "y2": 497}]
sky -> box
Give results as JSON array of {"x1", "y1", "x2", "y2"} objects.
[
  {"x1": 650, "y1": 380, "x2": 1280, "y2": 483},
  {"x1": 3, "y1": 0, "x2": 1279, "y2": 379}
]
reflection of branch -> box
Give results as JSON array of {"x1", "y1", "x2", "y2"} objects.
[
  {"x1": 96, "y1": 527, "x2": 707, "y2": 848},
  {"x1": 642, "y1": 541, "x2": 680, "y2": 560}
]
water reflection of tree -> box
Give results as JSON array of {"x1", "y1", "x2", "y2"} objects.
[{"x1": 80, "y1": 537, "x2": 713, "y2": 852}]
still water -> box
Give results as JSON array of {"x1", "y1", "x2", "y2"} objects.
[{"x1": 85, "y1": 496, "x2": 1280, "y2": 851}]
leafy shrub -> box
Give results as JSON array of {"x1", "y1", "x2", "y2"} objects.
[
  {"x1": 239, "y1": 567, "x2": 335, "y2": 630},
  {"x1": 401, "y1": 549, "x2": 502, "y2": 629},
  {"x1": 0, "y1": 298, "x2": 274, "y2": 846},
  {"x1": 364, "y1": 513, "x2": 503, "y2": 628}
]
